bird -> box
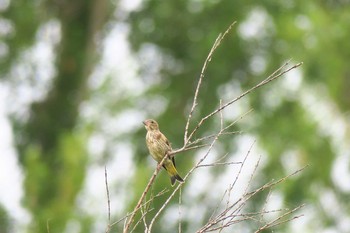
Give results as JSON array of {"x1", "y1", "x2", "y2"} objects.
[{"x1": 143, "y1": 119, "x2": 184, "y2": 186}]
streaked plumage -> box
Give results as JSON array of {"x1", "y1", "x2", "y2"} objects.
[{"x1": 143, "y1": 119, "x2": 184, "y2": 185}]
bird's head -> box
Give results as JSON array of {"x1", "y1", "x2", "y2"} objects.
[{"x1": 143, "y1": 119, "x2": 159, "y2": 131}]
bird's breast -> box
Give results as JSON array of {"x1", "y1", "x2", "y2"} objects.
[{"x1": 146, "y1": 131, "x2": 170, "y2": 162}]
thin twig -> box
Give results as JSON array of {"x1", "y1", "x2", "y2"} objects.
[
  {"x1": 176, "y1": 143, "x2": 211, "y2": 153},
  {"x1": 219, "y1": 99, "x2": 224, "y2": 130},
  {"x1": 232, "y1": 141, "x2": 255, "y2": 189},
  {"x1": 178, "y1": 188, "x2": 183, "y2": 233},
  {"x1": 184, "y1": 21, "x2": 237, "y2": 145},
  {"x1": 140, "y1": 206, "x2": 149, "y2": 233},
  {"x1": 111, "y1": 188, "x2": 169, "y2": 228},
  {"x1": 123, "y1": 155, "x2": 170, "y2": 233},
  {"x1": 186, "y1": 61, "x2": 303, "y2": 144},
  {"x1": 196, "y1": 166, "x2": 308, "y2": 233},
  {"x1": 186, "y1": 131, "x2": 243, "y2": 146},
  {"x1": 243, "y1": 154, "x2": 261, "y2": 195},
  {"x1": 197, "y1": 161, "x2": 242, "y2": 168},
  {"x1": 130, "y1": 206, "x2": 154, "y2": 233},
  {"x1": 171, "y1": 109, "x2": 253, "y2": 157},
  {"x1": 105, "y1": 166, "x2": 111, "y2": 233},
  {"x1": 259, "y1": 187, "x2": 273, "y2": 224},
  {"x1": 254, "y1": 204, "x2": 305, "y2": 233}
]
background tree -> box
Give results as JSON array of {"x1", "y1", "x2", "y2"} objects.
[{"x1": 1, "y1": 0, "x2": 112, "y2": 232}]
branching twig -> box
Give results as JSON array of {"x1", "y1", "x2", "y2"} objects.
[
  {"x1": 196, "y1": 166, "x2": 308, "y2": 233},
  {"x1": 123, "y1": 155, "x2": 170, "y2": 233},
  {"x1": 184, "y1": 21, "x2": 237, "y2": 145},
  {"x1": 254, "y1": 204, "x2": 305, "y2": 233},
  {"x1": 185, "y1": 61, "x2": 303, "y2": 146},
  {"x1": 111, "y1": 19, "x2": 304, "y2": 233}
]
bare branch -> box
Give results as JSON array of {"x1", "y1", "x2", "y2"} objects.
[
  {"x1": 105, "y1": 166, "x2": 111, "y2": 233},
  {"x1": 232, "y1": 141, "x2": 255, "y2": 189},
  {"x1": 115, "y1": 18, "x2": 304, "y2": 233},
  {"x1": 197, "y1": 161, "x2": 242, "y2": 168},
  {"x1": 171, "y1": 109, "x2": 253, "y2": 157},
  {"x1": 254, "y1": 204, "x2": 305, "y2": 233},
  {"x1": 196, "y1": 165, "x2": 308, "y2": 233},
  {"x1": 219, "y1": 99, "x2": 224, "y2": 130},
  {"x1": 178, "y1": 188, "x2": 183, "y2": 233},
  {"x1": 186, "y1": 130, "x2": 243, "y2": 146},
  {"x1": 123, "y1": 155, "x2": 171, "y2": 233},
  {"x1": 130, "y1": 206, "x2": 153, "y2": 233},
  {"x1": 186, "y1": 61, "x2": 303, "y2": 144},
  {"x1": 184, "y1": 21, "x2": 237, "y2": 145},
  {"x1": 243, "y1": 154, "x2": 261, "y2": 195}
]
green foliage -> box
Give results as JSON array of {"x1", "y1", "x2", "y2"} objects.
[
  {"x1": 23, "y1": 132, "x2": 87, "y2": 233},
  {"x1": 0, "y1": 204, "x2": 10, "y2": 233},
  {"x1": 1, "y1": 0, "x2": 112, "y2": 232},
  {"x1": 0, "y1": 0, "x2": 42, "y2": 75}
]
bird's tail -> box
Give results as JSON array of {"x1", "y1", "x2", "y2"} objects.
[
  {"x1": 164, "y1": 161, "x2": 184, "y2": 186},
  {"x1": 170, "y1": 173, "x2": 184, "y2": 186}
]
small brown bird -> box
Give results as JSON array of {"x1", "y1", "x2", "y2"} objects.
[{"x1": 143, "y1": 119, "x2": 184, "y2": 185}]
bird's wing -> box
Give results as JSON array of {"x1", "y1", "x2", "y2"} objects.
[
  {"x1": 171, "y1": 156, "x2": 176, "y2": 167},
  {"x1": 155, "y1": 131, "x2": 172, "y2": 150}
]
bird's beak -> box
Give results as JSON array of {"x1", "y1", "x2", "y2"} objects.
[{"x1": 142, "y1": 120, "x2": 147, "y2": 126}]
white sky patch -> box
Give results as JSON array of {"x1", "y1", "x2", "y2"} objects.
[
  {"x1": 295, "y1": 15, "x2": 312, "y2": 31},
  {"x1": 184, "y1": 135, "x2": 265, "y2": 220},
  {"x1": 99, "y1": 109, "x2": 145, "y2": 136},
  {"x1": 137, "y1": 43, "x2": 166, "y2": 83},
  {"x1": 282, "y1": 65, "x2": 303, "y2": 92},
  {"x1": 320, "y1": 189, "x2": 342, "y2": 220},
  {"x1": 78, "y1": 19, "x2": 149, "y2": 232},
  {"x1": 137, "y1": 94, "x2": 169, "y2": 117},
  {"x1": 249, "y1": 54, "x2": 267, "y2": 75},
  {"x1": 0, "y1": 20, "x2": 59, "y2": 230},
  {"x1": 318, "y1": 187, "x2": 350, "y2": 232},
  {"x1": 0, "y1": 85, "x2": 31, "y2": 230},
  {"x1": 0, "y1": 17, "x2": 13, "y2": 38},
  {"x1": 238, "y1": 8, "x2": 273, "y2": 40},
  {"x1": 220, "y1": 135, "x2": 265, "y2": 201},
  {"x1": 89, "y1": 23, "x2": 144, "y2": 96},
  {"x1": 87, "y1": 133, "x2": 107, "y2": 160},
  {"x1": 119, "y1": 0, "x2": 143, "y2": 12},
  {"x1": 289, "y1": 205, "x2": 315, "y2": 232},
  {"x1": 261, "y1": 66, "x2": 350, "y2": 193},
  {"x1": 0, "y1": 0, "x2": 10, "y2": 11},
  {"x1": 300, "y1": 84, "x2": 350, "y2": 191},
  {"x1": 76, "y1": 163, "x2": 108, "y2": 229},
  {"x1": 332, "y1": 154, "x2": 350, "y2": 192},
  {"x1": 281, "y1": 149, "x2": 303, "y2": 174},
  {"x1": 256, "y1": 62, "x2": 303, "y2": 115},
  {"x1": 262, "y1": 191, "x2": 284, "y2": 221},
  {"x1": 77, "y1": 142, "x2": 135, "y2": 232},
  {"x1": 217, "y1": 79, "x2": 253, "y2": 122},
  {"x1": 6, "y1": 20, "x2": 59, "y2": 119}
]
